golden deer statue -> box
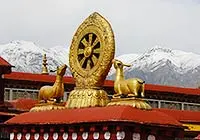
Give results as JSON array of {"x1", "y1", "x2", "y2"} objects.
[
  {"x1": 38, "y1": 64, "x2": 67, "y2": 103},
  {"x1": 112, "y1": 59, "x2": 145, "y2": 98}
]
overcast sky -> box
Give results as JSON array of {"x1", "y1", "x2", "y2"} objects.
[{"x1": 0, "y1": 0, "x2": 200, "y2": 56}]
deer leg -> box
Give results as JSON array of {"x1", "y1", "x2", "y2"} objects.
[
  {"x1": 140, "y1": 84, "x2": 145, "y2": 97},
  {"x1": 47, "y1": 98, "x2": 56, "y2": 103},
  {"x1": 39, "y1": 100, "x2": 46, "y2": 104},
  {"x1": 134, "y1": 88, "x2": 138, "y2": 97},
  {"x1": 127, "y1": 94, "x2": 135, "y2": 97},
  {"x1": 49, "y1": 98, "x2": 55, "y2": 101},
  {"x1": 113, "y1": 84, "x2": 124, "y2": 98},
  {"x1": 128, "y1": 86, "x2": 135, "y2": 97},
  {"x1": 113, "y1": 93, "x2": 121, "y2": 98}
]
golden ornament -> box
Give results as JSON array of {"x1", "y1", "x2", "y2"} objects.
[{"x1": 66, "y1": 12, "x2": 115, "y2": 108}]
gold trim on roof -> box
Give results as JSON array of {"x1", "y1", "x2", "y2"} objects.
[{"x1": 183, "y1": 123, "x2": 200, "y2": 131}]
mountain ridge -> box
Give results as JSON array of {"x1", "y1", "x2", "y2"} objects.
[
  {"x1": 0, "y1": 40, "x2": 71, "y2": 75},
  {"x1": 110, "y1": 46, "x2": 200, "y2": 88},
  {"x1": 0, "y1": 40, "x2": 200, "y2": 88}
]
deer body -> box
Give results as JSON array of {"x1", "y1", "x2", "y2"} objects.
[
  {"x1": 38, "y1": 64, "x2": 67, "y2": 103},
  {"x1": 113, "y1": 59, "x2": 145, "y2": 98}
]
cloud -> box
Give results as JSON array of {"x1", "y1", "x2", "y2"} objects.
[{"x1": 0, "y1": 0, "x2": 200, "y2": 55}]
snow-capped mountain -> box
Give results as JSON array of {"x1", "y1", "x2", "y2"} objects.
[
  {"x1": 0, "y1": 41, "x2": 200, "y2": 88},
  {"x1": 0, "y1": 40, "x2": 71, "y2": 75},
  {"x1": 109, "y1": 46, "x2": 200, "y2": 88}
]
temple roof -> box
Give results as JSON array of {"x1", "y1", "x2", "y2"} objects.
[
  {"x1": 0, "y1": 57, "x2": 11, "y2": 67},
  {"x1": 0, "y1": 57, "x2": 12, "y2": 74},
  {"x1": 5, "y1": 106, "x2": 183, "y2": 128},
  {"x1": 4, "y1": 99, "x2": 200, "y2": 128}
]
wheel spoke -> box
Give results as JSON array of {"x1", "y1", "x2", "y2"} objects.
[
  {"x1": 93, "y1": 48, "x2": 100, "y2": 53},
  {"x1": 91, "y1": 37, "x2": 99, "y2": 48},
  {"x1": 78, "y1": 49, "x2": 84, "y2": 55},
  {"x1": 81, "y1": 38, "x2": 88, "y2": 48},
  {"x1": 80, "y1": 57, "x2": 86, "y2": 67},
  {"x1": 86, "y1": 59, "x2": 91, "y2": 70},
  {"x1": 89, "y1": 34, "x2": 93, "y2": 46},
  {"x1": 91, "y1": 55, "x2": 98, "y2": 65},
  {"x1": 78, "y1": 34, "x2": 101, "y2": 70}
]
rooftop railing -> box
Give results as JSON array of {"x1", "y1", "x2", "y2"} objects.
[{"x1": 4, "y1": 88, "x2": 200, "y2": 111}]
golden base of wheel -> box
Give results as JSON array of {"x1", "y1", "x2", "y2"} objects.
[
  {"x1": 66, "y1": 89, "x2": 110, "y2": 109},
  {"x1": 30, "y1": 102, "x2": 66, "y2": 112},
  {"x1": 107, "y1": 98, "x2": 152, "y2": 110}
]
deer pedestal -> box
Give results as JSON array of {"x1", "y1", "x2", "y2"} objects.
[
  {"x1": 30, "y1": 102, "x2": 66, "y2": 112},
  {"x1": 107, "y1": 98, "x2": 152, "y2": 110}
]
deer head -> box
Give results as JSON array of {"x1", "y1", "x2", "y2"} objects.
[{"x1": 112, "y1": 59, "x2": 131, "y2": 69}]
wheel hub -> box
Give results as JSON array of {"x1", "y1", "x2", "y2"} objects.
[{"x1": 84, "y1": 47, "x2": 92, "y2": 58}]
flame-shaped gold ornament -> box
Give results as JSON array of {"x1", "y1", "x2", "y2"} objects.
[{"x1": 66, "y1": 12, "x2": 115, "y2": 108}]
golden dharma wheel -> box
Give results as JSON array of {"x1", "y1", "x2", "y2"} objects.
[
  {"x1": 69, "y1": 12, "x2": 115, "y2": 88},
  {"x1": 67, "y1": 12, "x2": 115, "y2": 108}
]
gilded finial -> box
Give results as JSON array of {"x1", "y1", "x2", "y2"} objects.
[{"x1": 42, "y1": 54, "x2": 49, "y2": 75}]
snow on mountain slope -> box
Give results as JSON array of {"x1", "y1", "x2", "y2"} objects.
[
  {"x1": 109, "y1": 46, "x2": 200, "y2": 88},
  {"x1": 0, "y1": 40, "x2": 70, "y2": 75},
  {"x1": 173, "y1": 49, "x2": 200, "y2": 70},
  {"x1": 116, "y1": 53, "x2": 139, "y2": 63},
  {"x1": 111, "y1": 46, "x2": 200, "y2": 74},
  {"x1": 49, "y1": 46, "x2": 69, "y2": 65},
  {"x1": 1, "y1": 41, "x2": 200, "y2": 87}
]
